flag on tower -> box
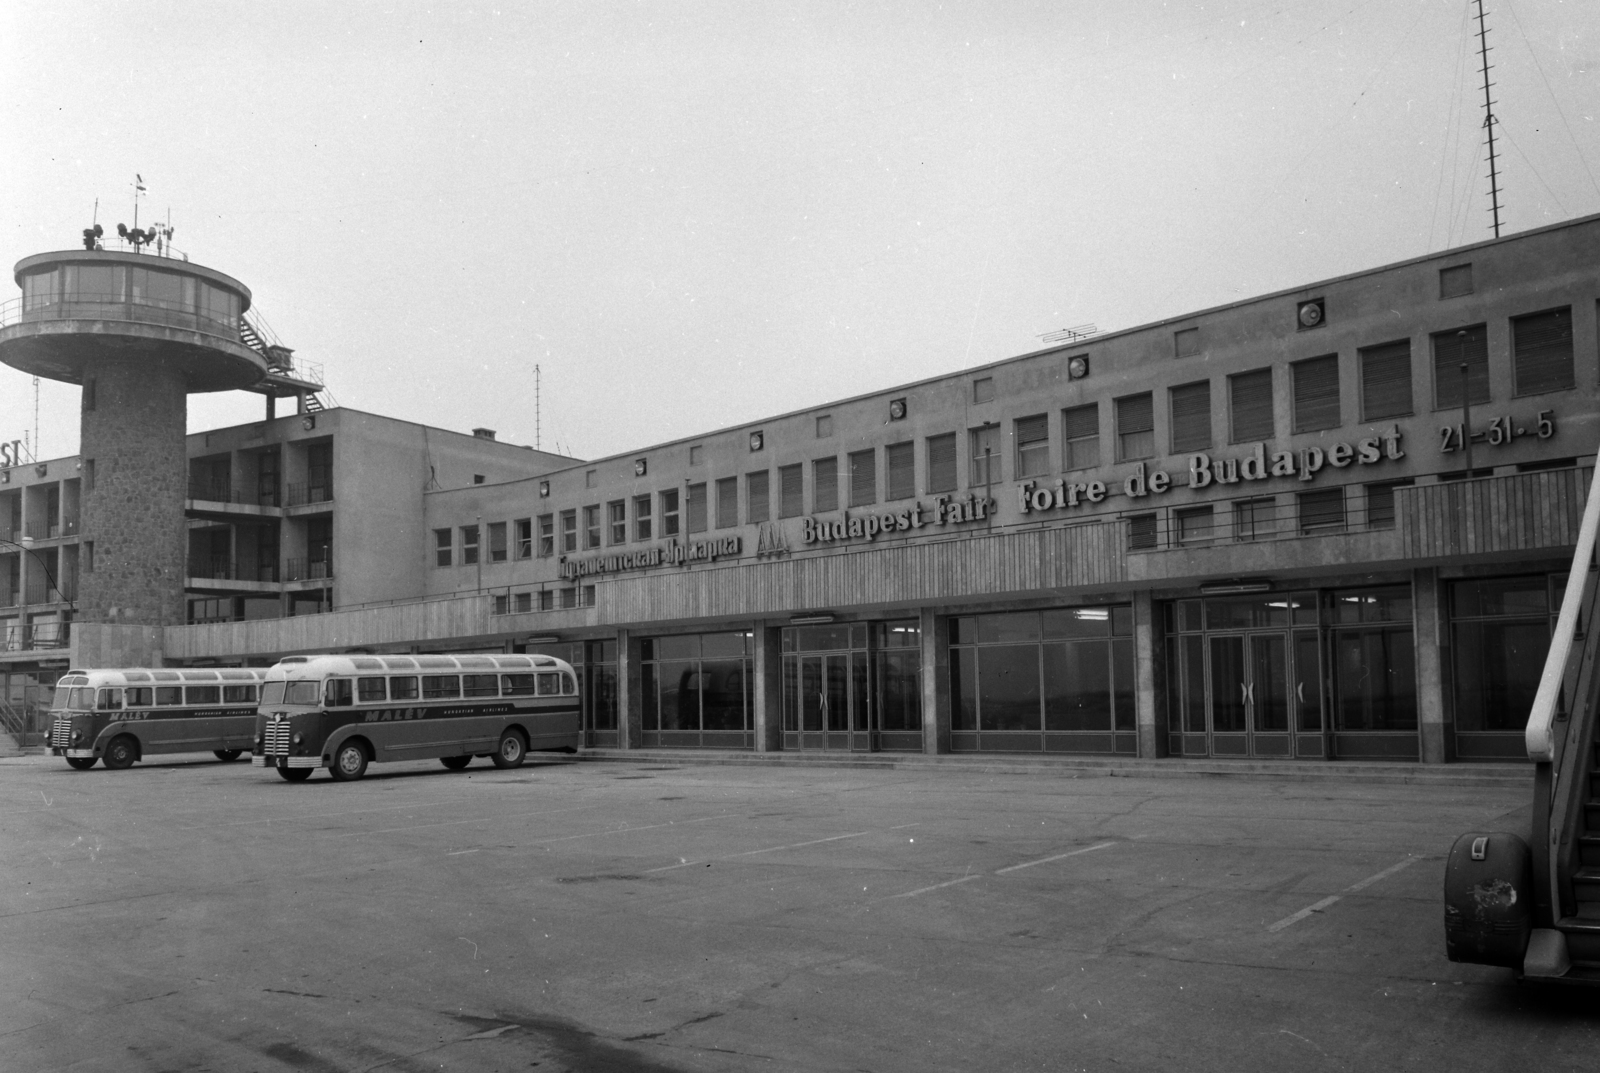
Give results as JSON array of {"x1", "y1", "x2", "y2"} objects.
[{"x1": 135, "y1": 174, "x2": 145, "y2": 191}]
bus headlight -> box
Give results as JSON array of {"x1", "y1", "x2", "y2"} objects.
[
  {"x1": 71, "y1": 730, "x2": 82, "y2": 743},
  {"x1": 291, "y1": 733, "x2": 303, "y2": 745}
]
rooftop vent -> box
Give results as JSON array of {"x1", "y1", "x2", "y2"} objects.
[{"x1": 472, "y1": 428, "x2": 497, "y2": 440}]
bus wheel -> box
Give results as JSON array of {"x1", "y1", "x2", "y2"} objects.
[
  {"x1": 440, "y1": 755, "x2": 472, "y2": 771},
  {"x1": 102, "y1": 736, "x2": 138, "y2": 770},
  {"x1": 491, "y1": 729, "x2": 526, "y2": 769},
  {"x1": 276, "y1": 766, "x2": 314, "y2": 782},
  {"x1": 331, "y1": 741, "x2": 369, "y2": 782},
  {"x1": 213, "y1": 749, "x2": 243, "y2": 762},
  {"x1": 65, "y1": 756, "x2": 98, "y2": 770}
]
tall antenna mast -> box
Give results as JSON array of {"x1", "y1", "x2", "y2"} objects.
[
  {"x1": 534, "y1": 363, "x2": 542, "y2": 451},
  {"x1": 1474, "y1": 0, "x2": 1503, "y2": 238},
  {"x1": 32, "y1": 376, "x2": 40, "y2": 461}
]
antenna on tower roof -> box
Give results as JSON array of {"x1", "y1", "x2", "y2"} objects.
[
  {"x1": 534, "y1": 363, "x2": 542, "y2": 452},
  {"x1": 1037, "y1": 323, "x2": 1099, "y2": 346},
  {"x1": 1474, "y1": 0, "x2": 1503, "y2": 238}
]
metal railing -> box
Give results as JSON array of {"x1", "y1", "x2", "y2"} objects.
[
  {"x1": 23, "y1": 519, "x2": 75, "y2": 540},
  {"x1": 0, "y1": 292, "x2": 241, "y2": 344},
  {"x1": 1, "y1": 621, "x2": 70, "y2": 651},
  {"x1": 186, "y1": 557, "x2": 280, "y2": 583},
  {"x1": 284, "y1": 558, "x2": 332, "y2": 582},
  {"x1": 1121, "y1": 492, "x2": 1394, "y2": 552},
  {"x1": 285, "y1": 483, "x2": 334, "y2": 507}
]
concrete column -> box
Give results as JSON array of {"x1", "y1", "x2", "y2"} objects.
[
  {"x1": 1414, "y1": 568, "x2": 1451, "y2": 763},
  {"x1": 752, "y1": 624, "x2": 783, "y2": 752},
  {"x1": 78, "y1": 357, "x2": 188, "y2": 627},
  {"x1": 919, "y1": 606, "x2": 950, "y2": 754},
  {"x1": 619, "y1": 629, "x2": 643, "y2": 750},
  {"x1": 1133, "y1": 591, "x2": 1168, "y2": 758}
]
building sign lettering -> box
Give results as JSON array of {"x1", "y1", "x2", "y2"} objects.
[
  {"x1": 800, "y1": 493, "x2": 995, "y2": 545},
  {"x1": 560, "y1": 535, "x2": 742, "y2": 580},
  {"x1": 1440, "y1": 409, "x2": 1554, "y2": 453},
  {"x1": 0, "y1": 440, "x2": 23, "y2": 468}
]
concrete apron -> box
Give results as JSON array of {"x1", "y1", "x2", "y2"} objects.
[{"x1": 574, "y1": 747, "x2": 1531, "y2": 788}]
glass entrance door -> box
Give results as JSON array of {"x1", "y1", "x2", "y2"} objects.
[
  {"x1": 783, "y1": 624, "x2": 876, "y2": 751},
  {"x1": 1205, "y1": 632, "x2": 1290, "y2": 756}
]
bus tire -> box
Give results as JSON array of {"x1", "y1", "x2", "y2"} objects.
[
  {"x1": 276, "y1": 766, "x2": 314, "y2": 782},
  {"x1": 331, "y1": 741, "x2": 369, "y2": 782},
  {"x1": 213, "y1": 749, "x2": 243, "y2": 762},
  {"x1": 491, "y1": 729, "x2": 527, "y2": 769},
  {"x1": 102, "y1": 736, "x2": 138, "y2": 770},
  {"x1": 440, "y1": 755, "x2": 472, "y2": 770},
  {"x1": 65, "y1": 756, "x2": 98, "y2": 770}
]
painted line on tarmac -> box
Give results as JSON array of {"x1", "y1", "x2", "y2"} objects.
[
  {"x1": 1267, "y1": 856, "x2": 1421, "y2": 933},
  {"x1": 644, "y1": 823, "x2": 921, "y2": 873},
  {"x1": 891, "y1": 841, "x2": 1119, "y2": 899}
]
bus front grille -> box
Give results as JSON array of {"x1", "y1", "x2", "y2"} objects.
[
  {"x1": 50, "y1": 718, "x2": 71, "y2": 748},
  {"x1": 263, "y1": 722, "x2": 291, "y2": 756}
]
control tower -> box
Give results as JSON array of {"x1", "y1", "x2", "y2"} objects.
[{"x1": 0, "y1": 240, "x2": 316, "y2": 627}]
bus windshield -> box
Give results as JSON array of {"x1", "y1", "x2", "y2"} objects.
[
  {"x1": 261, "y1": 680, "x2": 322, "y2": 706},
  {"x1": 51, "y1": 685, "x2": 84, "y2": 711}
]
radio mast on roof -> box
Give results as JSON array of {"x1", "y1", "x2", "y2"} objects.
[{"x1": 1475, "y1": 0, "x2": 1504, "y2": 238}]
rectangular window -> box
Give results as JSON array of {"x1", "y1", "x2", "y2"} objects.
[
  {"x1": 1292, "y1": 355, "x2": 1340, "y2": 432},
  {"x1": 1174, "y1": 327, "x2": 1200, "y2": 358},
  {"x1": 1168, "y1": 382, "x2": 1211, "y2": 453},
  {"x1": 583, "y1": 505, "x2": 600, "y2": 549},
  {"x1": 514, "y1": 592, "x2": 532, "y2": 613},
  {"x1": 661, "y1": 489, "x2": 680, "y2": 537},
  {"x1": 1361, "y1": 340, "x2": 1413, "y2": 419},
  {"x1": 634, "y1": 495, "x2": 652, "y2": 540},
  {"x1": 1298, "y1": 488, "x2": 1346, "y2": 534},
  {"x1": 1365, "y1": 480, "x2": 1412, "y2": 530},
  {"x1": 969, "y1": 425, "x2": 1000, "y2": 485},
  {"x1": 778, "y1": 464, "x2": 804, "y2": 518},
  {"x1": 886, "y1": 442, "x2": 915, "y2": 500},
  {"x1": 1175, "y1": 505, "x2": 1214, "y2": 545},
  {"x1": 493, "y1": 594, "x2": 509, "y2": 615},
  {"x1": 514, "y1": 518, "x2": 532, "y2": 559},
  {"x1": 1229, "y1": 368, "x2": 1274, "y2": 442},
  {"x1": 1433, "y1": 325, "x2": 1490, "y2": 409},
  {"x1": 561, "y1": 587, "x2": 577, "y2": 609},
  {"x1": 746, "y1": 470, "x2": 770, "y2": 523},
  {"x1": 813, "y1": 457, "x2": 838, "y2": 513},
  {"x1": 537, "y1": 514, "x2": 554, "y2": 557},
  {"x1": 1439, "y1": 264, "x2": 1473, "y2": 299},
  {"x1": 1115, "y1": 393, "x2": 1154, "y2": 461},
  {"x1": 849, "y1": 449, "x2": 876, "y2": 506},
  {"x1": 1014, "y1": 415, "x2": 1049, "y2": 478},
  {"x1": 1128, "y1": 513, "x2": 1157, "y2": 550},
  {"x1": 434, "y1": 528, "x2": 452, "y2": 568},
  {"x1": 973, "y1": 377, "x2": 994, "y2": 404},
  {"x1": 687, "y1": 482, "x2": 708, "y2": 533},
  {"x1": 1233, "y1": 496, "x2": 1277, "y2": 542},
  {"x1": 560, "y1": 510, "x2": 577, "y2": 553},
  {"x1": 1062, "y1": 404, "x2": 1099, "y2": 471},
  {"x1": 715, "y1": 477, "x2": 738, "y2": 528},
  {"x1": 1513, "y1": 308, "x2": 1574, "y2": 395},
  {"x1": 538, "y1": 589, "x2": 554, "y2": 611},
  {"x1": 488, "y1": 521, "x2": 508, "y2": 563},
  {"x1": 926, "y1": 433, "x2": 957, "y2": 493},
  {"x1": 461, "y1": 525, "x2": 479, "y2": 566},
  {"x1": 608, "y1": 500, "x2": 627, "y2": 544},
  {"x1": 815, "y1": 414, "x2": 833, "y2": 438}
]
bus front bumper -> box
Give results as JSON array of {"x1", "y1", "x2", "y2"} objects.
[
  {"x1": 253, "y1": 755, "x2": 321, "y2": 769},
  {"x1": 52, "y1": 747, "x2": 96, "y2": 759}
]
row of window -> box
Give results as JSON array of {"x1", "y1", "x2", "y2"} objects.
[
  {"x1": 490, "y1": 586, "x2": 596, "y2": 614},
  {"x1": 319, "y1": 671, "x2": 576, "y2": 706},
  {"x1": 1128, "y1": 481, "x2": 1412, "y2": 549},
  {"x1": 76, "y1": 684, "x2": 259, "y2": 709}
]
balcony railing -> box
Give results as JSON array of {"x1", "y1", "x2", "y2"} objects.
[
  {"x1": 285, "y1": 483, "x2": 333, "y2": 507},
  {"x1": 0, "y1": 292, "x2": 240, "y2": 345},
  {"x1": 187, "y1": 557, "x2": 280, "y2": 583},
  {"x1": 23, "y1": 519, "x2": 75, "y2": 540},
  {"x1": 284, "y1": 558, "x2": 332, "y2": 582},
  {"x1": 1, "y1": 620, "x2": 70, "y2": 651},
  {"x1": 186, "y1": 482, "x2": 283, "y2": 508},
  {"x1": 1123, "y1": 491, "x2": 1393, "y2": 552}
]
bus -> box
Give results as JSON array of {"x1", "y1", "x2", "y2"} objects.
[
  {"x1": 49, "y1": 667, "x2": 268, "y2": 770},
  {"x1": 252, "y1": 652, "x2": 581, "y2": 782}
]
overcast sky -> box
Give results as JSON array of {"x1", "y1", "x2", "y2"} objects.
[{"x1": 2, "y1": 1, "x2": 1597, "y2": 465}]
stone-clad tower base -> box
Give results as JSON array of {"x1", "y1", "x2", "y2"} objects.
[{"x1": 78, "y1": 357, "x2": 189, "y2": 626}]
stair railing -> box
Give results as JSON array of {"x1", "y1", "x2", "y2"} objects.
[
  {"x1": 1527, "y1": 460, "x2": 1600, "y2": 924},
  {"x1": 0, "y1": 700, "x2": 26, "y2": 748}
]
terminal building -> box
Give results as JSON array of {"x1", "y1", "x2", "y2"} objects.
[{"x1": 3, "y1": 214, "x2": 1598, "y2": 764}]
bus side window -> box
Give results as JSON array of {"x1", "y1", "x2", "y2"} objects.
[
  {"x1": 357, "y1": 677, "x2": 387, "y2": 703},
  {"x1": 325, "y1": 679, "x2": 354, "y2": 707},
  {"x1": 155, "y1": 686, "x2": 183, "y2": 706},
  {"x1": 187, "y1": 686, "x2": 222, "y2": 706},
  {"x1": 125, "y1": 687, "x2": 154, "y2": 708},
  {"x1": 502, "y1": 674, "x2": 536, "y2": 696},
  {"x1": 422, "y1": 675, "x2": 460, "y2": 699},
  {"x1": 70, "y1": 687, "x2": 94, "y2": 710},
  {"x1": 562, "y1": 673, "x2": 577, "y2": 696},
  {"x1": 536, "y1": 672, "x2": 560, "y2": 696},
  {"x1": 222, "y1": 684, "x2": 257, "y2": 704},
  {"x1": 97, "y1": 688, "x2": 122, "y2": 711},
  {"x1": 390, "y1": 676, "x2": 419, "y2": 701},
  {"x1": 463, "y1": 674, "x2": 499, "y2": 698}
]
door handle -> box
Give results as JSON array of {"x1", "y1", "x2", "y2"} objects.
[{"x1": 1296, "y1": 682, "x2": 1305, "y2": 704}]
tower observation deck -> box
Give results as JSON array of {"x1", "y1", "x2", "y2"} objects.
[{"x1": 0, "y1": 247, "x2": 309, "y2": 628}]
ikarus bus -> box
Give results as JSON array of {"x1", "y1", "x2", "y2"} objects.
[
  {"x1": 48, "y1": 667, "x2": 268, "y2": 769},
  {"x1": 253, "y1": 653, "x2": 582, "y2": 782}
]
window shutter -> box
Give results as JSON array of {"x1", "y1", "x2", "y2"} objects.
[
  {"x1": 1117, "y1": 393, "x2": 1153, "y2": 434},
  {"x1": 1361, "y1": 341, "x2": 1413, "y2": 420},
  {"x1": 780, "y1": 464, "x2": 803, "y2": 518},
  {"x1": 1432, "y1": 326, "x2": 1489, "y2": 408},
  {"x1": 716, "y1": 478, "x2": 738, "y2": 528},
  {"x1": 813, "y1": 458, "x2": 838, "y2": 513},
  {"x1": 849, "y1": 449, "x2": 877, "y2": 506},
  {"x1": 1014, "y1": 414, "x2": 1049, "y2": 477},
  {"x1": 1169, "y1": 381, "x2": 1211, "y2": 452},
  {"x1": 746, "y1": 470, "x2": 770, "y2": 524},
  {"x1": 1229, "y1": 369, "x2": 1274, "y2": 442},
  {"x1": 886, "y1": 442, "x2": 915, "y2": 500},
  {"x1": 1514, "y1": 308, "x2": 1573, "y2": 395},
  {"x1": 926, "y1": 433, "x2": 957, "y2": 493},
  {"x1": 1292, "y1": 355, "x2": 1340, "y2": 432}
]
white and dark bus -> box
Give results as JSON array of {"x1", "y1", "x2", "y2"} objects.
[
  {"x1": 252, "y1": 653, "x2": 581, "y2": 782},
  {"x1": 48, "y1": 668, "x2": 267, "y2": 769}
]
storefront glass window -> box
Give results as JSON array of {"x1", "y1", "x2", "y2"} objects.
[
  {"x1": 640, "y1": 631, "x2": 752, "y2": 738},
  {"x1": 1450, "y1": 576, "x2": 1556, "y2": 734}
]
